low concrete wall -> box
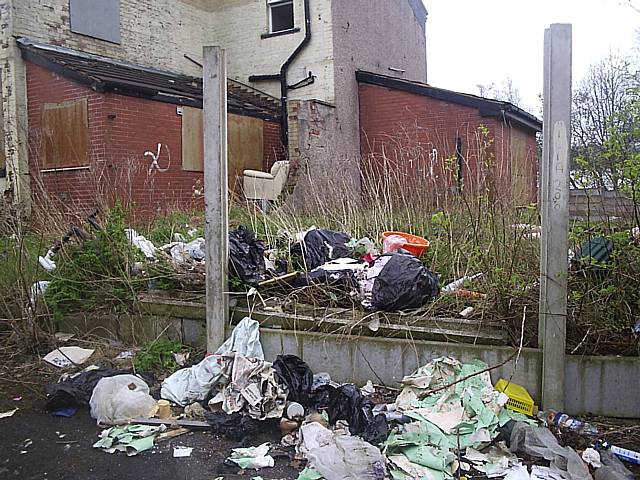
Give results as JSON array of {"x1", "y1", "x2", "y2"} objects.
[
  {"x1": 59, "y1": 312, "x2": 640, "y2": 418},
  {"x1": 565, "y1": 355, "x2": 640, "y2": 418}
]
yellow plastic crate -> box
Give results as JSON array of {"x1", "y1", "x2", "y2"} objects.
[{"x1": 495, "y1": 378, "x2": 535, "y2": 416}]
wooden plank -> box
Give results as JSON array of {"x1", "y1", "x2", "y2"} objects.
[
  {"x1": 181, "y1": 106, "x2": 204, "y2": 172},
  {"x1": 227, "y1": 113, "x2": 264, "y2": 193}
]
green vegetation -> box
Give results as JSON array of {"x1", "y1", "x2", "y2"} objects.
[
  {"x1": 133, "y1": 338, "x2": 184, "y2": 373},
  {"x1": 44, "y1": 204, "x2": 142, "y2": 319}
]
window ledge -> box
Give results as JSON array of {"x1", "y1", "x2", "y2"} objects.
[
  {"x1": 40, "y1": 166, "x2": 90, "y2": 173},
  {"x1": 261, "y1": 27, "x2": 300, "y2": 39}
]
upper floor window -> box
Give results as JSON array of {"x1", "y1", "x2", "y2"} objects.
[
  {"x1": 268, "y1": 0, "x2": 294, "y2": 33},
  {"x1": 69, "y1": 0, "x2": 121, "y2": 44}
]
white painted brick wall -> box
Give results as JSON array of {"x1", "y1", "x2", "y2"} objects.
[
  {"x1": 11, "y1": 0, "x2": 210, "y2": 77},
  {"x1": 9, "y1": 0, "x2": 335, "y2": 101},
  {"x1": 213, "y1": 0, "x2": 335, "y2": 103}
]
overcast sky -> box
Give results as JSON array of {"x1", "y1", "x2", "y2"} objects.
[{"x1": 424, "y1": 0, "x2": 639, "y2": 115}]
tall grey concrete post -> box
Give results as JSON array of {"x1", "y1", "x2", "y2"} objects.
[
  {"x1": 539, "y1": 24, "x2": 571, "y2": 410},
  {"x1": 203, "y1": 47, "x2": 229, "y2": 352}
]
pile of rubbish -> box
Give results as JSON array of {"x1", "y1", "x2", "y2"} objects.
[
  {"x1": 122, "y1": 224, "x2": 442, "y2": 312},
  {"x1": 39, "y1": 319, "x2": 638, "y2": 479},
  {"x1": 34, "y1": 217, "x2": 492, "y2": 315}
]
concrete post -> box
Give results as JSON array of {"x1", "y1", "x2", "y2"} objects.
[
  {"x1": 203, "y1": 46, "x2": 229, "y2": 352},
  {"x1": 539, "y1": 24, "x2": 572, "y2": 410}
]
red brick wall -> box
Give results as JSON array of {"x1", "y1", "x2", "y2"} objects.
[
  {"x1": 26, "y1": 62, "x2": 285, "y2": 222},
  {"x1": 358, "y1": 83, "x2": 538, "y2": 203},
  {"x1": 26, "y1": 62, "x2": 204, "y2": 222},
  {"x1": 262, "y1": 120, "x2": 284, "y2": 172}
]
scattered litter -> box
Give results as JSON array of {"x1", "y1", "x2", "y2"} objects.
[
  {"x1": 382, "y1": 233, "x2": 407, "y2": 254},
  {"x1": 38, "y1": 249, "x2": 56, "y2": 272},
  {"x1": 53, "y1": 407, "x2": 78, "y2": 417},
  {"x1": 509, "y1": 422, "x2": 591, "y2": 480},
  {"x1": 29, "y1": 280, "x2": 50, "y2": 306},
  {"x1": 172, "y1": 351, "x2": 190, "y2": 366},
  {"x1": 300, "y1": 422, "x2": 386, "y2": 479},
  {"x1": 229, "y1": 226, "x2": 267, "y2": 285},
  {"x1": 125, "y1": 229, "x2": 156, "y2": 259},
  {"x1": 290, "y1": 228, "x2": 352, "y2": 270},
  {"x1": 156, "y1": 399, "x2": 172, "y2": 419},
  {"x1": 460, "y1": 306, "x2": 474, "y2": 317},
  {"x1": 184, "y1": 401, "x2": 207, "y2": 420},
  {"x1": 114, "y1": 350, "x2": 135, "y2": 360},
  {"x1": 361, "y1": 380, "x2": 375, "y2": 396},
  {"x1": 45, "y1": 367, "x2": 125, "y2": 412},
  {"x1": 442, "y1": 272, "x2": 483, "y2": 293},
  {"x1": 273, "y1": 354, "x2": 313, "y2": 405},
  {"x1": 227, "y1": 442, "x2": 274, "y2": 469},
  {"x1": 172, "y1": 446, "x2": 193, "y2": 458},
  {"x1": 90, "y1": 375, "x2": 157, "y2": 425},
  {"x1": 43, "y1": 346, "x2": 95, "y2": 368},
  {"x1": 594, "y1": 447, "x2": 635, "y2": 479},
  {"x1": 0, "y1": 408, "x2": 18, "y2": 418},
  {"x1": 296, "y1": 467, "x2": 323, "y2": 480},
  {"x1": 54, "y1": 332, "x2": 75, "y2": 342},
  {"x1": 205, "y1": 411, "x2": 260, "y2": 443},
  {"x1": 93, "y1": 424, "x2": 165, "y2": 456},
  {"x1": 218, "y1": 353, "x2": 288, "y2": 420},
  {"x1": 582, "y1": 447, "x2": 602, "y2": 468},
  {"x1": 359, "y1": 253, "x2": 439, "y2": 311},
  {"x1": 161, "y1": 317, "x2": 264, "y2": 406}
]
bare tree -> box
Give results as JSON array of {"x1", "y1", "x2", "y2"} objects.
[
  {"x1": 571, "y1": 53, "x2": 638, "y2": 189},
  {"x1": 476, "y1": 78, "x2": 523, "y2": 107}
]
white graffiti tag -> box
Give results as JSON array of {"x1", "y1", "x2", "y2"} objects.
[{"x1": 144, "y1": 143, "x2": 171, "y2": 173}]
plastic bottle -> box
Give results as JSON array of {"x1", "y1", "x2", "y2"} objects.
[
  {"x1": 596, "y1": 440, "x2": 640, "y2": 465},
  {"x1": 545, "y1": 410, "x2": 599, "y2": 436}
]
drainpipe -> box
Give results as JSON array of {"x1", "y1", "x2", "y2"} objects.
[
  {"x1": 280, "y1": 0, "x2": 311, "y2": 148},
  {"x1": 250, "y1": 0, "x2": 311, "y2": 148}
]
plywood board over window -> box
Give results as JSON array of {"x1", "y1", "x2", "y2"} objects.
[
  {"x1": 181, "y1": 108, "x2": 264, "y2": 193},
  {"x1": 42, "y1": 98, "x2": 90, "y2": 170},
  {"x1": 182, "y1": 106, "x2": 204, "y2": 172}
]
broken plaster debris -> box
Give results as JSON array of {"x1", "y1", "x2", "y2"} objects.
[{"x1": 93, "y1": 424, "x2": 165, "y2": 456}]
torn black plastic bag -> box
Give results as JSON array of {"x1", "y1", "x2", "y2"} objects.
[
  {"x1": 205, "y1": 411, "x2": 263, "y2": 445},
  {"x1": 291, "y1": 269, "x2": 357, "y2": 290},
  {"x1": 311, "y1": 384, "x2": 389, "y2": 445},
  {"x1": 229, "y1": 225, "x2": 266, "y2": 285},
  {"x1": 273, "y1": 355, "x2": 313, "y2": 404},
  {"x1": 290, "y1": 229, "x2": 352, "y2": 270},
  {"x1": 45, "y1": 367, "x2": 127, "y2": 412},
  {"x1": 371, "y1": 253, "x2": 439, "y2": 311}
]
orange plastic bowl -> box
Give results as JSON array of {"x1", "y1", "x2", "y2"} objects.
[{"x1": 381, "y1": 231, "x2": 430, "y2": 257}]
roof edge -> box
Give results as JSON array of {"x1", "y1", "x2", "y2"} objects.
[{"x1": 356, "y1": 70, "x2": 542, "y2": 132}]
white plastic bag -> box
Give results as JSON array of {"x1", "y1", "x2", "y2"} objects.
[
  {"x1": 90, "y1": 375, "x2": 157, "y2": 425},
  {"x1": 160, "y1": 317, "x2": 264, "y2": 406}
]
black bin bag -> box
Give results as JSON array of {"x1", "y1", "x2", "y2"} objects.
[{"x1": 371, "y1": 253, "x2": 439, "y2": 311}]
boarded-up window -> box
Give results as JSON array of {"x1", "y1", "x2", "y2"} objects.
[
  {"x1": 181, "y1": 109, "x2": 265, "y2": 193},
  {"x1": 182, "y1": 106, "x2": 204, "y2": 172},
  {"x1": 70, "y1": 0, "x2": 121, "y2": 44},
  {"x1": 42, "y1": 98, "x2": 90, "y2": 169}
]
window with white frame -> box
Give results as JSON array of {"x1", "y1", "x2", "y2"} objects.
[{"x1": 268, "y1": 0, "x2": 294, "y2": 33}]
